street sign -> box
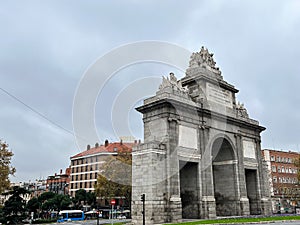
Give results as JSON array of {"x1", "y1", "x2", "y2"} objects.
[{"x1": 110, "y1": 199, "x2": 116, "y2": 205}]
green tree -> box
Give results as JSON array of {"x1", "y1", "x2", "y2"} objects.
[
  {"x1": 36, "y1": 191, "x2": 55, "y2": 217},
  {"x1": 86, "y1": 191, "x2": 96, "y2": 207},
  {"x1": 95, "y1": 150, "x2": 132, "y2": 207},
  {"x1": 72, "y1": 189, "x2": 86, "y2": 209},
  {"x1": 72, "y1": 189, "x2": 96, "y2": 209},
  {"x1": 40, "y1": 193, "x2": 71, "y2": 212},
  {"x1": 0, "y1": 207, "x2": 5, "y2": 224},
  {"x1": 0, "y1": 139, "x2": 16, "y2": 194},
  {"x1": 38, "y1": 191, "x2": 55, "y2": 202},
  {"x1": 2, "y1": 186, "x2": 29, "y2": 224},
  {"x1": 26, "y1": 197, "x2": 40, "y2": 217},
  {"x1": 43, "y1": 194, "x2": 71, "y2": 212}
]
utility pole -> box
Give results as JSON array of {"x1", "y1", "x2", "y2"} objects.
[{"x1": 141, "y1": 194, "x2": 145, "y2": 225}]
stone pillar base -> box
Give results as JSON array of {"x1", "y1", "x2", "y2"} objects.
[
  {"x1": 169, "y1": 195, "x2": 182, "y2": 223},
  {"x1": 202, "y1": 196, "x2": 216, "y2": 219},
  {"x1": 131, "y1": 199, "x2": 167, "y2": 225},
  {"x1": 240, "y1": 197, "x2": 250, "y2": 216},
  {"x1": 261, "y1": 198, "x2": 272, "y2": 215},
  {"x1": 249, "y1": 199, "x2": 262, "y2": 215}
]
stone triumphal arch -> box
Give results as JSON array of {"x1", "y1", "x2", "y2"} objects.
[{"x1": 132, "y1": 47, "x2": 272, "y2": 224}]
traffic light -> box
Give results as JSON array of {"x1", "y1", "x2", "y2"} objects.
[{"x1": 141, "y1": 194, "x2": 145, "y2": 202}]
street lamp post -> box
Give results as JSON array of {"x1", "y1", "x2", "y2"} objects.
[
  {"x1": 96, "y1": 210, "x2": 100, "y2": 225},
  {"x1": 141, "y1": 194, "x2": 145, "y2": 225}
]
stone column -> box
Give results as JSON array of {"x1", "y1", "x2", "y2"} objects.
[
  {"x1": 235, "y1": 133, "x2": 250, "y2": 216},
  {"x1": 166, "y1": 117, "x2": 182, "y2": 223},
  {"x1": 200, "y1": 126, "x2": 216, "y2": 219},
  {"x1": 131, "y1": 143, "x2": 168, "y2": 225},
  {"x1": 255, "y1": 138, "x2": 272, "y2": 215}
]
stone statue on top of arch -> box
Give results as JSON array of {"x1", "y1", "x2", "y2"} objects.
[{"x1": 189, "y1": 46, "x2": 222, "y2": 75}]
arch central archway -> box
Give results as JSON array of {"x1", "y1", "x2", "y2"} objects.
[{"x1": 212, "y1": 137, "x2": 238, "y2": 216}]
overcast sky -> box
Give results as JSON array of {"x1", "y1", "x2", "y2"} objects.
[{"x1": 1, "y1": 0, "x2": 300, "y2": 182}]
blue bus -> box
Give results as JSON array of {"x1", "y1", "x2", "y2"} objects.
[{"x1": 57, "y1": 210, "x2": 84, "y2": 222}]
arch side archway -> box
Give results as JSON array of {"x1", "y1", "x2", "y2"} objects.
[{"x1": 211, "y1": 136, "x2": 239, "y2": 216}]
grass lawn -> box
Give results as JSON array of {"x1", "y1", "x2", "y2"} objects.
[
  {"x1": 165, "y1": 215, "x2": 300, "y2": 225},
  {"x1": 97, "y1": 222, "x2": 126, "y2": 225}
]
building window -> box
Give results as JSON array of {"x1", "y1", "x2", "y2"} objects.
[
  {"x1": 272, "y1": 166, "x2": 276, "y2": 172},
  {"x1": 271, "y1": 156, "x2": 275, "y2": 162},
  {"x1": 281, "y1": 166, "x2": 285, "y2": 173},
  {"x1": 279, "y1": 177, "x2": 282, "y2": 183},
  {"x1": 114, "y1": 147, "x2": 118, "y2": 152},
  {"x1": 278, "y1": 166, "x2": 281, "y2": 173},
  {"x1": 273, "y1": 176, "x2": 277, "y2": 183},
  {"x1": 277, "y1": 156, "x2": 280, "y2": 162}
]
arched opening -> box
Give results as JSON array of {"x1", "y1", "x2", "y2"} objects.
[
  {"x1": 212, "y1": 137, "x2": 238, "y2": 216},
  {"x1": 179, "y1": 160, "x2": 200, "y2": 219},
  {"x1": 245, "y1": 169, "x2": 260, "y2": 215}
]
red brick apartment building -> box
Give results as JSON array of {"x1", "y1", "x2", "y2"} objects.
[
  {"x1": 69, "y1": 140, "x2": 136, "y2": 197},
  {"x1": 262, "y1": 149, "x2": 300, "y2": 212},
  {"x1": 46, "y1": 168, "x2": 70, "y2": 195}
]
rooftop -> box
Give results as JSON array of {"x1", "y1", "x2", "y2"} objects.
[
  {"x1": 262, "y1": 149, "x2": 299, "y2": 155},
  {"x1": 70, "y1": 140, "x2": 138, "y2": 159}
]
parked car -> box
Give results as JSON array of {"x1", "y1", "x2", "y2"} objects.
[{"x1": 117, "y1": 215, "x2": 126, "y2": 219}]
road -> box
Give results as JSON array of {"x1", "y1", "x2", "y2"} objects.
[
  {"x1": 51, "y1": 219, "x2": 130, "y2": 225},
  {"x1": 47, "y1": 220, "x2": 300, "y2": 225}
]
